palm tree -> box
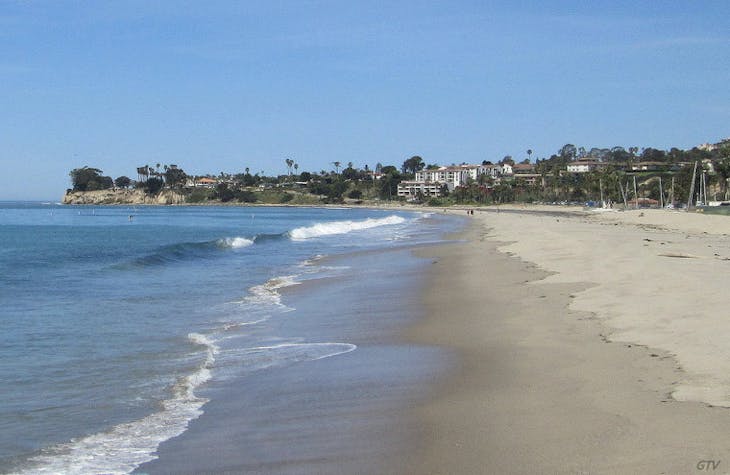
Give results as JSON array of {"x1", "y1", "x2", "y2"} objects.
[
  {"x1": 527, "y1": 149, "x2": 533, "y2": 161},
  {"x1": 333, "y1": 161, "x2": 341, "y2": 174}
]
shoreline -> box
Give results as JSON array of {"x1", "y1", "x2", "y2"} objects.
[
  {"x1": 404, "y1": 207, "x2": 730, "y2": 473},
  {"x1": 133, "y1": 220, "x2": 457, "y2": 475}
]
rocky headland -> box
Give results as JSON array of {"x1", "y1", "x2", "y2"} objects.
[{"x1": 62, "y1": 189, "x2": 186, "y2": 205}]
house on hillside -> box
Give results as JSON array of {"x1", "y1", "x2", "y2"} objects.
[
  {"x1": 566, "y1": 159, "x2": 605, "y2": 173},
  {"x1": 512, "y1": 163, "x2": 536, "y2": 174},
  {"x1": 631, "y1": 161, "x2": 667, "y2": 172},
  {"x1": 397, "y1": 180, "x2": 444, "y2": 199},
  {"x1": 191, "y1": 177, "x2": 218, "y2": 188}
]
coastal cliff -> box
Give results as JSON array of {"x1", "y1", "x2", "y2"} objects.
[{"x1": 62, "y1": 189, "x2": 186, "y2": 205}]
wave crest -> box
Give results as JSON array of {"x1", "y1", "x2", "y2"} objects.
[
  {"x1": 288, "y1": 215, "x2": 405, "y2": 240},
  {"x1": 217, "y1": 237, "x2": 254, "y2": 249}
]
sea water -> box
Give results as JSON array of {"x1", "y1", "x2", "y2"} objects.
[{"x1": 0, "y1": 202, "x2": 459, "y2": 474}]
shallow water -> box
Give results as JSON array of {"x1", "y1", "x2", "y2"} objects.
[{"x1": 0, "y1": 202, "x2": 460, "y2": 474}]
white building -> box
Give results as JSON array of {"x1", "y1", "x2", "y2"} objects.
[
  {"x1": 397, "y1": 180, "x2": 444, "y2": 199},
  {"x1": 566, "y1": 160, "x2": 602, "y2": 173},
  {"x1": 415, "y1": 164, "x2": 503, "y2": 189}
]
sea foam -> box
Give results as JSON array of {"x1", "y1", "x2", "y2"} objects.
[
  {"x1": 217, "y1": 237, "x2": 255, "y2": 248},
  {"x1": 245, "y1": 275, "x2": 300, "y2": 308},
  {"x1": 288, "y1": 215, "x2": 405, "y2": 240},
  {"x1": 11, "y1": 334, "x2": 219, "y2": 475}
]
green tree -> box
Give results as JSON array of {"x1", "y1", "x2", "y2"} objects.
[
  {"x1": 214, "y1": 183, "x2": 235, "y2": 202},
  {"x1": 559, "y1": 144, "x2": 577, "y2": 161},
  {"x1": 607, "y1": 146, "x2": 630, "y2": 163},
  {"x1": 342, "y1": 165, "x2": 359, "y2": 180},
  {"x1": 144, "y1": 177, "x2": 164, "y2": 195},
  {"x1": 402, "y1": 155, "x2": 425, "y2": 174},
  {"x1": 640, "y1": 148, "x2": 667, "y2": 162},
  {"x1": 378, "y1": 168, "x2": 402, "y2": 200},
  {"x1": 381, "y1": 165, "x2": 398, "y2": 175},
  {"x1": 235, "y1": 190, "x2": 257, "y2": 203},
  {"x1": 714, "y1": 145, "x2": 730, "y2": 199},
  {"x1": 69, "y1": 166, "x2": 113, "y2": 191},
  {"x1": 114, "y1": 176, "x2": 132, "y2": 189},
  {"x1": 164, "y1": 167, "x2": 187, "y2": 189}
]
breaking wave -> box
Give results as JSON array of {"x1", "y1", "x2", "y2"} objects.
[
  {"x1": 217, "y1": 237, "x2": 254, "y2": 248},
  {"x1": 288, "y1": 215, "x2": 405, "y2": 240},
  {"x1": 11, "y1": 333, "x2": 219, "y2": 475},
  {"x1": 116, "y1": 215, "x2": 407, "y2": 269}
]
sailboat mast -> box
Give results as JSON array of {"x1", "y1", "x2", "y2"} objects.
[
  {"x1": 659, "y1": 176, "x2": 664, "y2": 209},
  {"x1": 687, "y1": 161, "x2": 698, "y2": 211}
]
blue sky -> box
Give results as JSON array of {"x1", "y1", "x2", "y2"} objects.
[{"x1": 1, "y1": 1, "x2": 728, "y2": 200}]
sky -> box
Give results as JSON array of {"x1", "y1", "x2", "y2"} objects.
[{"x1": 1, "y1": 1, "x2": 729, "y2": 200}]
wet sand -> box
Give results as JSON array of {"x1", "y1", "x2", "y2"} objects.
[
  {"x1": 406, "y1": 207, "x2": 730, "y2": 474},
  {"x1": 134, "y1": 246, "x2": 448, "y2": 475},
  {"x1": 136, "y1": 205, "x2": 730, "y2": 474}
]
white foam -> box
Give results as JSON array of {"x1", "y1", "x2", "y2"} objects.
[
  {"x1": 12, "y1": 334, "x2": 220, "y2": 475},
  {"x1": 288, "y1": 215, "x2": 405, "y2": 240},
  {"x1": 219, "y1": 317, "x2": 270, "y2": 332},
  {"x1": 245, "y1": 275, "x2": 300, "y2": 308},
  {"x1": 223, "y1": 342, "x2": 357, "y2": 374},
  {"x1": 217, "y1": 237, "x2": 254, "y2": 248},
  {"x1": 249, "y1": 342, "x2": 356, "y2": 361},
  {"x1": 299, "y1": 254, "x2": 326, "y2": 267}
]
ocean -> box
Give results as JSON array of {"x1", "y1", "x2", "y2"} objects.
[{"x1": 0, "y1": 202, "x2": 461, "y2": 474}]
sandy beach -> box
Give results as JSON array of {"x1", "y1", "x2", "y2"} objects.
[
  {"x1": 127, "y1": 205, "x2": 730, "y2": 474},
  {"x1": 406, "y1": 206, "x2": 730, "y2": 474}
]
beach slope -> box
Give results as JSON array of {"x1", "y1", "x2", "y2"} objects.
[{"x1": 408, "y1": 207, "x2": 730, "y2": 474}]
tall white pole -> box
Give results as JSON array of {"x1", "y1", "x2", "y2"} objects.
[
  {"x1": 659, "y1": 176, "x2": 664, "y2": 209},
  {"x1": 687, "y1": 161, "x2": 698, "y2": 211}
]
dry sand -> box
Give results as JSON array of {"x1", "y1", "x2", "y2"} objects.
[{"x1": 406, "y1": 206, "x2": 730, "y2": 474}]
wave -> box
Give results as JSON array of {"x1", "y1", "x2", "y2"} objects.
[
  {"x1": 243, "y1": 275, "x2": 300, "y2": 308},
  {"x1": 217, "y1": 237, "x2": 254, "y2": 249},
  {"x1": 288, "y1": 215, "x2": 405, "y2": 240},
  {"x1": 11, "y1": 338, "x2": 355, "y2": 474},
  {"x1": 116, "y1": 215, "x2": 407, "y2": 269},
  {"x1": 116, "y1": 237, "x2": 258, "y2": 268},
  {"x1": 11, "y1": 334, "x2": 218, "y2": 475}
]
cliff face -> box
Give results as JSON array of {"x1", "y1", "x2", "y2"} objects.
[{"x1": 62, "y1": 189, "x2": 186, "y2": 205}]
